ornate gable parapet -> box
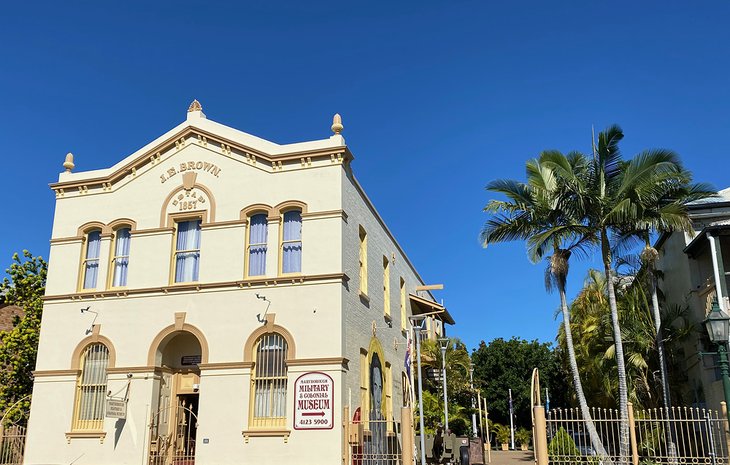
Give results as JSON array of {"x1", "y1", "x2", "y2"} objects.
[{"x1": 49, "y1": 123, "x2": 352, "y2": 198}]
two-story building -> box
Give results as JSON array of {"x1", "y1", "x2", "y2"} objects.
[
  {"x1": 656, "y1": 187, "x2": 730, "y2": 409},
  {"x1": 24, "y1": 101, "x2": 453, "y2": 465}
]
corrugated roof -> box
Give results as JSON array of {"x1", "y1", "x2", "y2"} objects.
[{"x1": 687, "y1": 187, "x2": 730, "y2": 206}]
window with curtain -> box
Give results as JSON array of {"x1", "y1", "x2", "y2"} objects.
[
  {"x1": 82, "y1": 230, "x2": 102, "y2": 289},
  {"x1": 281, "y1": 210, "x2": 302, "y2": 273},
  {"x1": 251, "y1": 333, "x2": 288, "y2": 428},
  {"x1": 359, "y1": 227, "x2": 368, "y2": 294},
  {"x1": 174, "y1": 220, "x2": 201, "y2": 283},
  {"x1": 112, "y1": 228, "x2": 131, "y2": 287},
  {"x1": 72, "y1": 343, "x2": 109, "y2": 430},
  {"x1": 247, "y1": 214, "x2": 268, "y2": 276}
]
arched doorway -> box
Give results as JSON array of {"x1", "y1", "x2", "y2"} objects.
[{"x1": 148, "y1": 329, "x2": 205, "y2": 465}]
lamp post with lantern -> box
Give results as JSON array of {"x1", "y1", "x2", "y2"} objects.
[
  {"x1": 438, "y1": 337, "x2": 451, "y2": 432},
  {"x1": 702, "y1": 297, "x2": 730, "y2": 423}
]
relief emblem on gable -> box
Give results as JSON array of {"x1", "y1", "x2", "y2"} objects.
[{"x1": 161, "y1": 172, "x2": 217, "y2": 226}]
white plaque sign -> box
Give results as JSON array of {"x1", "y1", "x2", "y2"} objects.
[
  {"x1": 293, "y1": 372, "x2": 334, "y2": 430},
  {"x1": 106, "y1": 398, "x2": 127, "y2": 419}
]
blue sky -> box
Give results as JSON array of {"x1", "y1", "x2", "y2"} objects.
[{"x1": 1, "y1": 2, "x2": 728, "y2": 351}]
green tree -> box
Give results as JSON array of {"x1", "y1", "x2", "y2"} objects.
[
  {"x1": 0, "y1": 251, "x2": 47, "y2": 423},
  {"x1": 472, "y1": 337, "x2": 568, "y2": 429},
  {"x1": 620, "y1": 177, "x2": 713, "y2": 410},
  {"x1": 557, "y1": 268, "x2": 695, "y2": 410},
  {"x1": 481, "y1": 154, "x2": 608, "y2": 456},
  {"x1": 540, "y1": 125, "x2": 710, "y2": 462}
]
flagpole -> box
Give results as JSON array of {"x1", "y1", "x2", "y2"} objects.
[{"x1": 509, "y1": 388, "x2": 515, "y2": 450}]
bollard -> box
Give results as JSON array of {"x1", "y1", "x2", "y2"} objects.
[
  {"x1": 628, "y1": 402, "x2": 639, "y2": 465},
  {"x1": 343, "y1": 406, "x2": 350, "y2": 465}
]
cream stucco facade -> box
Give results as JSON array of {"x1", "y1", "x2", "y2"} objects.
[{"x1": 24, "y1": 103, "x2": 453, "y2": 465}]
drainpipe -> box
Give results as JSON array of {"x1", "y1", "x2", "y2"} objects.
[{"x1": 708, "y1": 232, "x2": 729, "y2": 310}]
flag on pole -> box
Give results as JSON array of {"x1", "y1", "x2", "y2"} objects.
[{"x1": 404, "y1": 336, "x2": 412, "y2": 381}]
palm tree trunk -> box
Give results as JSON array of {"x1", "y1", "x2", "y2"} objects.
[
  {"x1": 649, "y1": 272, "x2": 671, "y2": 409},
  {"x1": 559, "y1": 286, "x2": 611, "y2": 460},
  {"x1": 643, "y1": 243, "x2": 676, "y2": 459},
  {"x1": 642, "y1": 240, "x2": 671, "y2": 409},
  {"x1": 602, "y1": 229, "x2": 630, "y2": 464}
]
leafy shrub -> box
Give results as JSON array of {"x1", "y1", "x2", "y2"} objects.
[{"x1": 548, "y1": 427, "x2": 580, "y2": 461}]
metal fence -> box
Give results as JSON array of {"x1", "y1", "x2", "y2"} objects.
[
  {"x1": 345, "y1": 418, "x2": 403, "y2": 465},
  {"x1": 543, "y1": 404, "x2": 729, "y2": 465},
  {"x1": 0, "y1": 424, "x2": 26, "y2": 465}
]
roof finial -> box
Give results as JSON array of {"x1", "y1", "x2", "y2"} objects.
[
  {"x1": 63, "y1": 152, "x2": 75, "y2": 173},
  {"x1": 331, "y1": 113, "x2": 343, "y2": 135},
  {"x1": 188, "y1": 99, "x2": 203, "y2": 113}
]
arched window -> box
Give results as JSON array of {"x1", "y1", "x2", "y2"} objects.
[
  {"x1": 81, "y1": 230, "x2": 102, "y2": 289},
  {"x1": 111, "y1": 227, "x2": 131, "y2": 287},
  {"x1": 247, "y1": 214, "x2": 268, "y2": 276},
  {"x1": 251, "y1": 333, "x2": 288, "y2": 428},
  {"x1": 281, "y1": 210, "x2": 302, "y2": 274},
  {"x1": 72, "y1": 343, "x2": 109, "y2": 431}
]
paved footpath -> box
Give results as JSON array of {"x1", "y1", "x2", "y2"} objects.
[{"x1": 481, "y1": 449, "x2": 534, "y2": 465}]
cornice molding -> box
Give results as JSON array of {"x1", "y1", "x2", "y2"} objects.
[
  {"x1": 49, "y1": 127, "x2": 351, "y2": 194},
  {"x1": 42, "y1": 272, "x2": 350, "y2": 302}
]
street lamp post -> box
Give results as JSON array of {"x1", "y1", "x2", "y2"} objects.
[
  {"x1": 702, "y1": 297, "x2": 730, "y2": 423},
  {"x1": 438, "y1": 338, "x2": 450, "y2": 432},
  {"x1": 412, "y1": 318, "x2": 428, "y2": 465}
]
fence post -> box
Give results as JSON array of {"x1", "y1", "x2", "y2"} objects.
[
  {"x1": 401, "y1": 407, "x2": 414, "y2": 465},
  {"x1": 628, "y1": 402, "x2": 639, "y2": 465},
  {"x1": 533, "y1": 405, "x2": 548, "y2": 465},
  {"x1": 343, "y1": 406, "x2": 350, "y2": 465},
  {"x1": 722, "y1": 402, "x2": 730, "y2": 459}
]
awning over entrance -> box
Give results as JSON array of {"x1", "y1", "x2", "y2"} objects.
[{"x1": 408, "y1": 293, "x2": 455, "y2": 325}]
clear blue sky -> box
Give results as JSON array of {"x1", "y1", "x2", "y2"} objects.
[{"x1": 1, "y1": 2, "x2": 728, "y2": 351}]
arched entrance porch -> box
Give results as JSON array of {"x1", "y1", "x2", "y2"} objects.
[{"x1": 148, "y1": 325, "x2": 208, "y2": 465}]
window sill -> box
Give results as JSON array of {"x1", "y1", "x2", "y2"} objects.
[
  {"x1": 65, "y1": 430, "x2": 106, "y2": 443},
  {"x1": 359, "y1": 292, "x2": 370, "y2": 302},
  {"x1": 242, "y1": 429, "x2": 291, "y2": 443},
  {"x1": 279, "y1": 272, "x2": 303, "y2": 278}
]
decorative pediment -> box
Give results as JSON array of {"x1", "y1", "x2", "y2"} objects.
[{"x1": 50, "y1": 112, "x2": 351, "y2": 199}]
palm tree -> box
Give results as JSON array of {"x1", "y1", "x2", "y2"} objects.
[
  {"x1": 621, "y1": 176, "x2": 714, "y2": 410},
  {"x1": 559, "y1": 267, "x2": 695, "y2": 410},
  {"x1": 543, "y1": 125, "x2": 711, "y2": 463},
  {"x1": 481, "y1": 156, "x2": 609, "y2": 458}
]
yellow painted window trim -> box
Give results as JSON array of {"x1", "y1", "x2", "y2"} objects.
[
  {"x1": 399, "y1": 278, "x2": 407, "y2": 331},
  {"x1": 77, "y1": 230, "x2": 103, "y2": 292},
  {"x1": 248, "y1": 333, "x2": 288, "y2": 430},
  {"x1": 383, "y1": 256, "x2": 390, "y2": 317},
  {"x1": 71, "y1": 343, "x2": 109, "y2": 432},
  {"x1": 278, "y1": 209, "x2": 303, "y2": 276},
  {"x1": 107, "y1": 227, "x2": 132, "y2": 290},
  {"x1": 169, "y1": 217, "x2": 202, "y2": 285},
  {"x1": 244, "y1": 213, "x2": 268, "y2": 279},
  {"x1": 359, "y1": 227, "x2": 368, "y2": 295},
  {"x1": 65, "y1": 431, "x2": 106, "y2": 443}
]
